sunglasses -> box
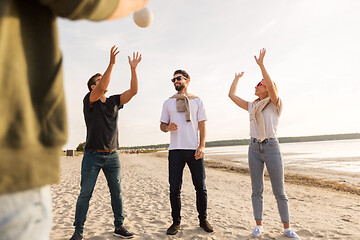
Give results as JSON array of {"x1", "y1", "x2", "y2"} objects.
[
  {"x1": 171, "y1": 76, "x2": 187, "y2": 82},
  {"x1": 256, "y1": 81, "x2": 266, "y2": 87}
]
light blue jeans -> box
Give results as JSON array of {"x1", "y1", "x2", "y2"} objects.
[
  {"x1": 0, "y1": 186, "x2": 52, "y2": 240},
  {"x1": 248, "y1": 138, "x2": 290, "y2": 223}
]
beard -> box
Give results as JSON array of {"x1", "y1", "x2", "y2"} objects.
[{"x1": 175, "y1": 83, "x2": 185, "y2": 91}]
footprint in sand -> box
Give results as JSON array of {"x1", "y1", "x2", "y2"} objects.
[
  {"x1": 341, "y1": 214, "x2": 358, "y2": 224},
  {"x1": 151, "y1": 220, "x2": 166, "y2": 225},
  {"x1": 87, "y1": 236, "x2": 106, "y2": 240},
  {"x1": 297, "y1": 229, "x2": 314, "y2": 237},
  {"x1": 335, "y1": 230, "x2": 353, "y2": 236}
]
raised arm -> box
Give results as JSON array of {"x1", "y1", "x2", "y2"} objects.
[
  {"x1": 119, "y1": 52, "x2": 142, "y2": 105},
  {"x1": 254, "y1": 48, "x2": 279, "y2": 105},
  {"x1": 228, "y1": 72, "x2": 248, "y2": 111},
  {"x1": 90, "y1": 46, "x2": 119, "y2": 103},
  {"x1": 108, "y1": 0, "x2": 150, "y2": 20}
]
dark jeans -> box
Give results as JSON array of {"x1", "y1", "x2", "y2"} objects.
[
  {"x1": 168, "y1": 150, "x2": 207, "y2": 225},
  {"x1": 73, "y1": 150, "x2": 124, "y2": 234}
]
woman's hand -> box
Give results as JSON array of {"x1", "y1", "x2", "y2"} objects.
[
  {"x1": 254, "y1": 48, "x2": 266, "y2": 67},
  {"x1": 234, "y1": 72, "x2": 244, "y2": 81},
  {"x1": 228, "y1": 71, "x2": 248, "y2": 111}
]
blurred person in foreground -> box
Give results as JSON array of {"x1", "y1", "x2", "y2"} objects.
[{"x1": 0, "y1": 0, "x2": 148, "y2": 240}]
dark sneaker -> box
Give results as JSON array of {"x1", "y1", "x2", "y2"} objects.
[
  {"x1": 166, "y1": 223, "x2": 181, "y2": 235},
  {"x1": 69, "y1": 232, "x2": 83, "y2": 240},
  {"x1": 200, "y1": 220, "x2": 214, "y2": 232},
  {"x1": 114, "y1": 226, "x2": 134, "y2": 239}
]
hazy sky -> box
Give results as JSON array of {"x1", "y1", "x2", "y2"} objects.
[{"x1": 58, "y1": 0, "x2": 360, "y2": 149}]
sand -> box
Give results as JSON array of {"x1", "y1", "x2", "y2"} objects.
[{"x1": 50, "y1": 153, "x2": 360, "y2": 240}]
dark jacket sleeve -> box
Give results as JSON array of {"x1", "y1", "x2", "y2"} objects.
[{"x1": 37, "y1": 0, "x2": 119, "y2": 21}]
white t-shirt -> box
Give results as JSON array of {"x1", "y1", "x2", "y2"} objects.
[
  {"x1": 248, "y1": 99, "x2": 282, "y2": 140},
  {"x1": 160, "y1": 97, "x2": 207, "y2": 150}
]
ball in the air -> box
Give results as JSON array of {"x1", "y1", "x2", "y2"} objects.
[{"x1": 133, "y1": 7, "x2": 153, "y2": 28}]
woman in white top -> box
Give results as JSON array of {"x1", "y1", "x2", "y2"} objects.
[{"x1": 228, "y1": 49, "x2": 299, "y2": 239}]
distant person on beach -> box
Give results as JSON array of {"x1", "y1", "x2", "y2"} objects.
[
  {"x1": 228, "y1": 49, "x2": 300, "y2": 239},
  {"x1": 0, "y1": 1, "x2": 148, "y2": 240},
  {"x1": 160, "y1": 70, "x2": 214, "y2": 235},
  {"x1": 69, "y1": 47, "x2": 142, "y2": 240}
]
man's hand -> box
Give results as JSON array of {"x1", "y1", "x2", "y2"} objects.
[
  {"x1": 128, "y1": 52, "x2": 142, "y2": 69},
  {"x1": 167, "y1": 123, "x2": 178, "y2": 131},
  {"x1": 160, "y1": 122, "x2": 177, "y2": 132},
  {"x1": 119, "y1": 52, "x2": 141, "y2": 105},
  {"x1": 108, "y1": 0, "x2": 149, "y2": 20},
  {"x1": 195, "y1": 146, "x2": 205, "y2": 160},
  {"x1": 110, "y1": 45, "x2": 120, "y2": 65},
  {"x1": 254, "y1": 48, "x2": 266, "y2": 67}
]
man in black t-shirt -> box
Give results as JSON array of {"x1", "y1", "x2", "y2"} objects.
[{"x1": 70, "y1": 46, "x2": 142, "y2": 240}]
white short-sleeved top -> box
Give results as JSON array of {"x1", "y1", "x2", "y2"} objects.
[
  {"x1": 248, "y1": 99, "x2": 282, "y2": 140},
  {"x1": 160, "y1": 97, "x2": 207, "y2": 150}
]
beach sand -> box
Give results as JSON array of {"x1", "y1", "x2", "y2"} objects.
[{"x1": 51, "y1": 153, "x2": 360, "y2": 240}]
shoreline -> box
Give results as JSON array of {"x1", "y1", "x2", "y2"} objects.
[
  {"x1": 204, "y1": 160, "x2": 360, "y2": 196},
  {"x1": 151, "y1": 151, "x2": 360, "y2": 195}
]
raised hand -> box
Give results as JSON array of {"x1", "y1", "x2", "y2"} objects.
[
  {"x1": 234, "y1": 72, "x2": 244, "y2": 81},
  {"x1": 254, "y1": 48, "x2": 266, "y2": 66},
  {"x1": 110, "y1": 45, "x2": 120, "y2": 65},
  {"x1": 128, "y1": 52, "x2": 142, "y2": 69},
  {"x1": 228, "y1": 71, "x2": 248, "y2": 111}
]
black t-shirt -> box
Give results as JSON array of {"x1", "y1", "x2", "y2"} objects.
[{"x1": 83, "y1": 92, "x2": 123, "y2": 150}]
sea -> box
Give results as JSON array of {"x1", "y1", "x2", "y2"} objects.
[{"x1": 205, "y1": 139, "x2": 360, "y2": 176}]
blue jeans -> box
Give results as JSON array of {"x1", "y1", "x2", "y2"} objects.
[
  {"x1": 248, "y1": 138, "x2": 290, "y2": 223},
  {"x1": 73, "y1": 150, "x2": 124, "y2": 233},
  {"x1": 168, "y1": 150, "x2": 207, "y2": 225},
  {"x1": 0, "y1": 186, "x2": 52, "y2": 240}
]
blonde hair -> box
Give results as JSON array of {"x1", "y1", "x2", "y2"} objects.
[{"x1": 253, "y1": 81, "x2": 278, "y2": 104}]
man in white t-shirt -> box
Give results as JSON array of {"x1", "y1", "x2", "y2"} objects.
[{"x1": 160, "y1": 70, "x2": 214, "y2": 235}]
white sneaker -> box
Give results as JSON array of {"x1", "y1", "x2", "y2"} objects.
[
  {"x1": 251, "y1": 225, "x2": 264, "y2": 237},
  {"x1": 284, "y1": 228, "x2": 300, "y2": 239}
]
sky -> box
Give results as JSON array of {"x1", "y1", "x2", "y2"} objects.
[{"x1": 58, "y1": 0, "x2": 360, "y2": 149}]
